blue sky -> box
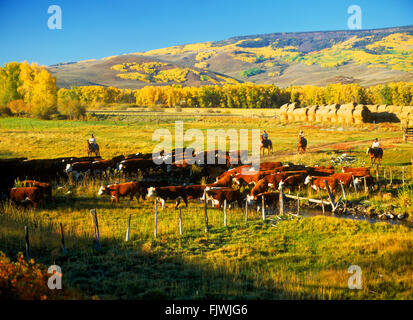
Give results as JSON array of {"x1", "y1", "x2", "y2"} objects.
[{"x1": 0, "y1": 0, "x2": 412, "y2": 66}]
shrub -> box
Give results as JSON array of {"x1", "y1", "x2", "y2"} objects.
[
  {"x1": 0, "y1": 106, "x2": 13, "y2": 117},
  {"x1": 57, "y1": 99, "x2": 86, "y2": 120},
  {"x1": 8, "y1": 99, "x2": 28, "y2": 114}
]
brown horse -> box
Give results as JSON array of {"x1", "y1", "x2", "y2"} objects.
[
  {"x1": 366, "y1": 147, "x2": 383, "y2": 166},
  {"x1": 297, "y1": 137, "x2": 307, "y2": 154},
  {"x1": 260, "y1": 136, "x2": 273, "y2": 156},
  {"x1": 87, "y1": 140, "x2": 100, "y2": 157}
]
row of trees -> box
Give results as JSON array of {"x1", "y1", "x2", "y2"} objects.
[{"x1": 1, "y1": 62, "x2": 413, "y2": 120}]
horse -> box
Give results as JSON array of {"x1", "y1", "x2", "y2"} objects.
[
  {"x1": 260, "y1": 136, "x2": 273, "y2": 156},
  {"x1": 366, "y1": 147, "x2": 383, "y2": 166},
  {"x1": 297, "y1": 136, "x2": 307, "y2": 154},
  {"x1": 87, "y1": 140, "x2": 100, "y2": 157}
]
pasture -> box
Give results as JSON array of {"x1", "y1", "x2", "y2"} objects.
[{"x1": 0, "y1": 114, "x2": 412, "y2": 300}]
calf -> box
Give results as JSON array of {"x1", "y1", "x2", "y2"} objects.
[
  {"x1": 20, "y1": 180, "x2": 52, "y2": 198},
  {"x1": 9, "y1": 187, "x2": 42, "y2": 209},
  {"x1": 147, "y1": 186, "x2": 188, "y2": 209},
  {"x1": 278, "y1": 174, "x2": 306, "y2": 192},
  {"x1": 202, "y1": 187, "x2": 243, "y2": 209},
  {"x1": 98, "y1": 182, "x2": 145, "y2": 203},
  {"x1": 328, "y1": 173, "x2": 354, "y2": 188},
  {"x1": 304, "y1": 176, "x2": 338, "y2": 192}
]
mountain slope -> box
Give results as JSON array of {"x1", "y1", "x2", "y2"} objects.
[{"x1": 49, "y1": 25, "x2": 413, "y2": 89}]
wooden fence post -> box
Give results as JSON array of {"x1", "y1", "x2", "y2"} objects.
[
  {"x1": 245, "y1": 199, "x2": 248, "y2": 223},
  {"x1": 339, "y1": 182, "x2": 347, "y2": 201},
  {"x1": 24, "y1": 226, "x2": 31, "y2": 260},
  {"x1": 204, "y1": 192, "x2": 209, "y2": 232},
  {"x1": 363, "y1": 177, "x2": 367, "y2": 194},
  {"x1": 352, "y1": 175, "x2": 358, "y2": 194},
  {"x1": 279, "y1": 185, "x2": 284, "y2": 216},
  {"x1": 224, "y1": 199, "x2": 227, "y2": 227},
  {"x1": 402, "y1": 166, "x2": 405, "y2": 186},
  {"x1": 262, "y1": 195, "x2": 266, "y2": 221},
  {"x1": 179, "y1": 208, "x2": 183, "y2": 235},
  {"x1": 154, "y1": 199, "x2": 158, "y2": 238},
  {"x1": 90, "y1": 209, "x2": 101, "y2": 251},
  {"x1": 376, "y1": 164, "x2": 379, "y2": 182},
  {"x1": 296, "y1": 192, "x2": 300, "y2": 214},
  {"x1": 59, "y1": 222, "x2": 66, "y2": 254},
  {"x1": 318, "y1": 187, "x2": 325, "y2": 214},
  {"x1": 390, "y1": 167, "x2": 393, "y2": 189},
  {"x1": 125, "y1": 214, "x2": 131, "y2": 242}
]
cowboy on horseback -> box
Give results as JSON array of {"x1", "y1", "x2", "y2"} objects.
[
  {"x1": 371, "y1": 138, "x2": 380, "y2": 152},
  {"x1": 297, "y1": 130, "x2": 307, "y2": 154},
  {"x1": 89, "y1": 134, "x2": 97, "y2": 152},
  {"x1": 298, "y1": 130, "x2": 304, "y2": 139},
  {"x1": 262, "y1": 130, "x2": 269, "y2": 141}
]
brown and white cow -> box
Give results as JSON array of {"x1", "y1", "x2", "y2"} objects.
[
  {"x1": 92, "y1": 155, "x2": 125, "y2": 175},
  {"x1": 146, "y1": 186, "x2": 188, "y2": 209},
  {"x1": 9, "y1": 187, "x2": 42, "y2": 208},
  {"x1": 304, "y1": 176, "x2": 338, "y2": 192},
  {"x1": 328, "y1": 173, "x2": 354, "y2": 188},
  {"x1": 202, "y1": 187, "x2": 244, "y2": 209},
  {"x1": 247, "y1": 191, "x2": 280, "y2": 212},
  {"x1": 21, "y1": 180, "x2": 52, "y2": 198},
  {"x1": 185, "y1": 185, "x2": 206, "y2": 201},
  {"x1": 98, "y1": 182, "x2": 145, "y2": 203},
  {"x1": 65, "y1": 161, "x2": 93, "y2": 180},
  {"x1": 207, "y1": 174, "x2": 234, "y2": 188},
  {"x1": 278, "y1": 174, "x2": 306, "y2": 192},
  {"x1": 246, "y1": 178, "x2": 269, "y2": 203},
  {"x1": 342, "y1": 167, "x2": 371, "y2": 177}
]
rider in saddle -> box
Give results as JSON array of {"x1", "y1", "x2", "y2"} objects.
[
  {"x1": 89, "y1": 134, "x2": 97, "y2": 151},
  {"x1": 371, "y1": 138, "x2": 380, "y2": 152},
  {"x1": 262, "y1": 130, "x2": 269, "y2": 141}
]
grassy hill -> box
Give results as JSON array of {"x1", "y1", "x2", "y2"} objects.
[{"x1": 49, "y1": 25, "x2": 413, "y2": 89}]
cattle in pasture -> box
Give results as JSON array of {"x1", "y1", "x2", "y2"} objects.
[
  {"x1": 304, "y1": 176, "x2": 339, "y2": 193},
  {"x1": 328, "y1": 173, "x2": 354, "y2": 188},
  {"x1": 20, "y1": 180, "x2": 52, "y2": 198},
  {"x1": 233, "y1": 173, "x2": 263, "y2": 187},
  {"x1": 265, "y1": 171, "x2": 307, "y2": 188},
  {"x1": 185, "y1": 185, "x2": 206, "y2": 200},
  {"x1": 247, "y1": 178, "x2": 269, "y2": 201},
  {"x1": 207, "y1": 174, "x2": 233, "y2": 188},
  {"x1": 9, "y1": 187, "x2": 42, "y2": 209},
  {"x1": 342, "y1": 167, "x2": 371, "y2": 177},
  {"x1": 146, "y1": 186, "x2": 188, "y2": 209},
  {"x1": 65, "y1": 161, "x2": 93, "y2": 180},
  {"x1": 247, "y1": 191, "x2": 280, "y2": 212},
  {"x1": 202, "y1": 187, "x2": 244, "y2": 209},
  {"x1": 91, "y1": 155, "x2": 125, "y2": 175},
  {"x1": 98, "y1": 182, "x2": 145, "y2": 203},
  {"x1": 119, "y1": 159, "x2": 164, "y2": 175},
  {"x1": 278, "y1": 174, "x2": 306, "y2": 192}
]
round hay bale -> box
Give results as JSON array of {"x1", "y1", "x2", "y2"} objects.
[
  {"x1": 293, "y1": 107, "x2": 308, "y2": 122},
  {"x1": 366, "y1": 105, "x2": 379, "y2": 113},
  {"x1": 377, "y1": 105, "x2": 387, "y2": 113},
  {"x1": 315, "y1": 106, "x2": 326, "y2": 122},
  {"x1": 328, "y1": 104, "x2": 340, "y2": 123},
  {"x1": 279, "y1": 103, "x2": 289, "y2": 121},
  {"x1": 307, "y1": 105, "x2": 319, "y2": 122},
  {"x1": 392, "y1": 106, "x2": 403, "y2": 114},
  {"x1": 337, "y1": 104, "x2": 355, "y2": 124},
  {"x1": 353, "y1": 105, "x2": 371, "y2": 124},
  {"x1": 286, "y1": 103, "x2": 298, "y2": 122}
]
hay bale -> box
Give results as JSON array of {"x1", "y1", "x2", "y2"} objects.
[
  {"x1": 328, "y1": 104, "x2": 340, "y2": 123},
  {"x1": 293, "y1": 107, "x2": 308, "y2": 122},
  {"x1": 392, "y1": 106, "x2": 403, "y2": 114},
  {"x1": 353, "y1": 105, "x2": 371, "y2": 124},
  {"x1": 315, "y1": 105, "x2": 328, "y2": 122},
  {"x1": 337, "y1": 103, "x2": 355, "y2": 124},
  {"x1": 279, "y1": 103, "x2": 289, "y2": 121},
  {"x1": 286, "y1": 103, "x2": 299, "y2": 122},
  {"x1": 307, "y1": 105, "x2": 319, "y2": 122},
  {"x1": 366, "y1": 105, "x2": 379, "y2": 113}
]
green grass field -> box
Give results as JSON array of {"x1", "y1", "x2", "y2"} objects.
[{"x1": 0, "y1": 115, "x2": 412, "y2": 299}]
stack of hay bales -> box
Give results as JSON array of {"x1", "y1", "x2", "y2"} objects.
[
  {"x1": 400, "y1": 106, "x2": 411, "y2": 127},
  {"x1": 337, "y1": 102, "x2": 357, "y2": 124},
  {"x1": 307, "y1": 105, "x2": 319, "y2": 122},
  {"x1": 353, "y1": 105, "x2": 371, "y2": 124},
  {"x1": 293, "y1": 107, "x2": 308, "y2": 122},
  {"x1": 315, "y1": 105, "x2": 328, "y2": 122},
  {"x1": 376, "y1": 105, "x2": 388, "y2": 122},
  {"x1": 327, "y1": 104, "x2": 340, "y2": 123},
  {"x1": 286, "y1": 103, "x2": 299, "y2": 122},
  {"x1": 279, "y1": 103, "x2": 289, "y2": 121}
]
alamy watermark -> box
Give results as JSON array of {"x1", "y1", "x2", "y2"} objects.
[
  {"x1": 47, "y1": 265, "x2": 62, "y2": 290},
  {"x1": 347, "y1": 5, "x2": 362, "y2": 30},
  {"x1": 347, "y1": 265, "x2": 362, "y2": 290},
  {"x1": 48, "y1": 5, "x2": 62, "y2": 30}
]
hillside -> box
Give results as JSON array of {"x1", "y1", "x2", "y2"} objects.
[{"x1": 49, "y1": 25, "x2": 413, "y2": 89}]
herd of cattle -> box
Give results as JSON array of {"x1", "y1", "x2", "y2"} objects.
[{"x1": 0, "y1": 148, "x2": 375, "y2": 211}]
